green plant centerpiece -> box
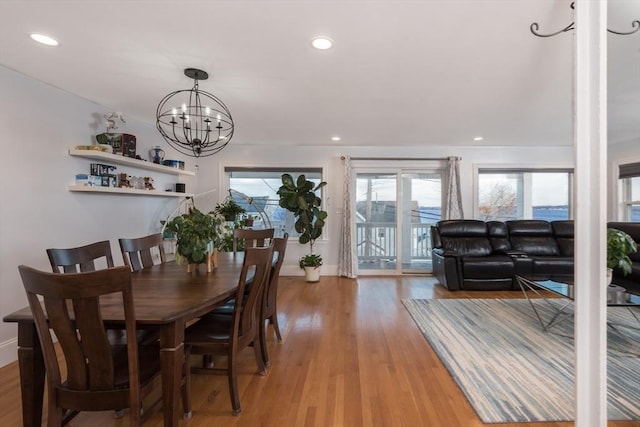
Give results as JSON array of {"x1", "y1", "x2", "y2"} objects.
[
  {"x1": 161, "y1": 199, "x2": 224, "y2": 272},
  {"x1": 214, "y1": 198, "x2": 246, "y2": 221},
  {"x1": 607, "y1": 227, "x2": 638, "y2": 276},
  {"x1": 277, "y1": 173, "x2": 327, "y2": 282}
]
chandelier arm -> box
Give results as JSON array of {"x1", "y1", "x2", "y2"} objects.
[
  {"x1": 530, "y1": 22, "x2": 575, "y2": 38},
  {"x1": 607, "y1": 20, "x2": 640, "y2": 36},
  {"x1": 531, "y1": 1, "x2": 639, "y2": 38}
]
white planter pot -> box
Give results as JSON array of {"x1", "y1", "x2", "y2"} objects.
[
  {"x1": 304, "y1": 266, "x2": 321, "y2": 282},
  {"x1": 606, "y1": 268, "x2": 613, "y2": 286}
]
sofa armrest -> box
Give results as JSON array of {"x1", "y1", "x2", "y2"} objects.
[
  {"x1": 432, "y1": 248, "x2": 463, "y2": 290},
  {"x1": 432, "y1": 248, "x2": 463, "y2": 258}
]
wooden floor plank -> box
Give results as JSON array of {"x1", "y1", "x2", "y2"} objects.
[{"x1": 1, "y1": 275, "x2": 638, "y2": 426}]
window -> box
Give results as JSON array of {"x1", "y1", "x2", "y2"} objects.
[
  {"x1": 477, "y1": 169, "x2": 573, "y2": 221},
  {"x1": 225, "y1": 167, "x2": 324, "y2": 237},
  {"x1": 619, "y1": 162, "x2": 640, "y2": 222}
]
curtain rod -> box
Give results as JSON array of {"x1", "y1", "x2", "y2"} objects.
[{"x1": 340, "y1": 156, "x2": 456, "y2": 161}]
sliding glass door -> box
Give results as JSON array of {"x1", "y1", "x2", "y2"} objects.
[
  {"x1": 399, "y1": 172, "x2": 442, "y2": 272},
  {"x1": 355, "y1": 169, "x2": 442, "y2": 273}
]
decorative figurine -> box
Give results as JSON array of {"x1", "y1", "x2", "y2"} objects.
[
  {"x1": 143, "y1": 177, "x2": 155, "y2": 190},
  {"x1": 150, "y1": 146, "x2": 166, "y2": 164},
  {"x1": 105, "y1": 112, "x2": 126, "y2": 132}
]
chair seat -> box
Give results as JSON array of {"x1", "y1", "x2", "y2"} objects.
[
  {"x1": 207, "y1": 302, "x2": 235, "y2": 316},
  {"x1": 186, "y1": 314, "x2": 234, "y2": 343},
  {"x1": 107, "y1": 329, "x2": 159, "y2": 347},
  {"x1": 112, "y1": 342, "x2": 162, "y2": 388}
]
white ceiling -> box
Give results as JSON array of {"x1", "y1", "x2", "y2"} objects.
[{"x1": 1, "y1": 0, "x2": 638, "y2": 148}]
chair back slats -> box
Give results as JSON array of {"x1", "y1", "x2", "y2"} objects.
[
  {"x1": 235, "y1": 245, "x2": 273, "y2": 347},
  {"x1": 232, "y1": 228, "x2": 275, "y2": 254},
  {"x1": 73, "y1": 298, "x2": 114, "y2": 390},
  {"x1": 47, "y1": 240, "x2": 114, "y2": 273},
  {"x1": 119, "y1": 233, "x2": 166, "y2": 272}
]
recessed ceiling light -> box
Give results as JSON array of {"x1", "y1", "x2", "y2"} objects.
[
  {"x1": 473, "y1": 136, "x2": 484, "y2": 141},
  {"x1": 331, "y1": 136, "x2": 341, "y2": 141},
  {"x1": 30, "y1": 33, "x2": 59, "y2": 46},
  {"x1": 311, "y1": 37, "x2": 333, "y2": 50}
]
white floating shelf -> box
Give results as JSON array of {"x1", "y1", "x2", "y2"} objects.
[
  {"x1": 68, "y1": 149, "x2": 195, "y2": 176},
  {"x1": 68, "y1": 185, "x2": 192, "y2": 197}
]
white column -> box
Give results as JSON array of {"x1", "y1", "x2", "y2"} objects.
[{"x1": 574, "y1": 1, "x2": 608, "y2": 426}]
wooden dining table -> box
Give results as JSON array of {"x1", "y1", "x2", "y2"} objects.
[{"x1": 3, "y1": 251, "x2": 246, "y2": 427}]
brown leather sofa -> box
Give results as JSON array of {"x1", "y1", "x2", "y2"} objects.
[{"x1": 431, "y1": 219, "x2": 574, "y2": 291}]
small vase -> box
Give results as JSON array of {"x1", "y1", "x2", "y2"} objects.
[
  {"x1": 606, "y1": 268, "x2": 613, "y2": 287},
  {"x1": 150, "y1": 146, "x2": 165, "y2": 164}
]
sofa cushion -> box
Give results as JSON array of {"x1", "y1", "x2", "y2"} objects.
[
  {"x1": 507, "y1": 220, "x2": 560, "y2": 256},
  {"x1": 462, "y1": 255, "x2": 514, "y2": 279},
  {"x1": 442, "y1": 238, "x2": 493, "y2": 257},
  {"x1": 487, "y1": 221, "x2": 511, "y2": 252},
  {"x1": 531, "y1": 256, "x2": 574, "y2": 275},
  {"x1": 438, "y1": 220, "x2": 493, "y2": 256},
  {"x1": 552, "y1": 220, "x2": 574, "y2": 257},
  {"x1": 438, "y1": 220, "x2": 487, "y2": 236}
]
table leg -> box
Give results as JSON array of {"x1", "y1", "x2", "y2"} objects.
[
  {"x1": 159, "y1": 322, "x2": 185, "y2": 427},
  {"x1": 17, "y1": 322, "x2": 45, "y2": 427},
  {"x1": 516, "y1": 276, "x2": 573, "y2": 331}
]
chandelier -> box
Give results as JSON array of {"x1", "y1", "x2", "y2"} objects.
[
  {"x1": 531, "y1": 2, "x2": 640, "y2": 37},
  {"x1": 156, "y1": 68, "x2": 234, "y2": 158}
]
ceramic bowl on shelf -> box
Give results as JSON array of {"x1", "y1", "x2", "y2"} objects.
[
  {"x1": 74, "y1": 144, "x2": 111, "y2": 153},
  {"x1": 97, "y1": 144, "x2": 113, "y2": 153},
  {"x1": 163, "y1": 160, "x2": 185, "y2": 170}
]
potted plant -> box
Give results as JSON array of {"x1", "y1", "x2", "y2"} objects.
[
  {"x1": 215, "y1": 198, "x2": 246, "y2": 222},
  {"x1": 277, "y1": 173, "x2": 327, "y2": 282},
  {"x1": 606, "y1": 227, "x2": 638, "y2": 284},
  {"x1": 241, "y1": 214, "x2": 258, "y2": 227},
  {"x1": 161, "y1": 201, "x2": 224, "y2": 272}
]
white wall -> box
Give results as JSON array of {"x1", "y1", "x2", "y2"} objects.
[
  {"x1": 12, "y1": 65, "x2": 638, "y2": 367},
  {"x1": 608, "y1": 139, "x2": 640, "y2": 220},
  {"x1": 0, "y1": 66, "x2": 196, "y2": 366}
]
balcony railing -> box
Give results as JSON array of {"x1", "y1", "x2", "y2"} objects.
[{"x1": 356, "y1": 222, "x2": 434, "y2": 262}]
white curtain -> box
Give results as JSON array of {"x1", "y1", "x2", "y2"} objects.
[
  {"x1": 338, "y1": 156, "x2": 358, "y2": 278},
  {"x1": 444, "y1": 156, "x2": 464, "y2": 219}
]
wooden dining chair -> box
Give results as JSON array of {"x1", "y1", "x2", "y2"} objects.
[
  {"x1": 232, "y1": 228, "x2": 275, "y2": 254},
  {"x1": 17, "y1": 265, "x2": 191, "y2": 427},
  {"x1": 184, "y1": 244, "x2": 274, "y2": 416},
  {"x1": 260, "y1": 232, "x2": 288, "y2": 366},
  {"x1": 48, "y1": 240, "x2": 158, "y2": 344},
  {"x1": 47, "y1": 240, "x2": 114, "y2": 273},
  {"x1": 119, "y1": 233, "x2": 166, "y2": 272}
]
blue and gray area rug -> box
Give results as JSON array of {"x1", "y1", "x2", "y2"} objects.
[{"x1": 402, "y1": 298, "x2": 640, "y2": 423}]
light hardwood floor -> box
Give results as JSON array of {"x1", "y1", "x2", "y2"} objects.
[{"x1": 1, "y1": 275, "x2": 638, "y2": 427}]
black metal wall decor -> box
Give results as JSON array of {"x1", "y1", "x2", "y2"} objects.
[
  {"x1": 530, "y1": 2, "x2": 640, "y2": 37},
  {"x1": 156, "y1": 68, "x2": 234, "y2": 158}
]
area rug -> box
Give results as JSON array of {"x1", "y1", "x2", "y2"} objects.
[{"x1": 402, "y1": 298, "x2": 640, "y2": 423}]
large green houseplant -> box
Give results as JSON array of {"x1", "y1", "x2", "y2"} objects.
[
  {"x1": 607, "y1": 227, "x2": 637, "y2": 277},
  {"x1": 161, "y1": 200, "x2": 224, "y2": 271},
  {"x1": 277, "y1": 173, "x2": 327, "y2": 282}
]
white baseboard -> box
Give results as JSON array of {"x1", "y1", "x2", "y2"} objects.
[
  {"x1": 0, "y1": 337, "x2": 17, "y2": 368},
  {"x1": 280, "y1": 264, "x2": 337, "y2": 277}
]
